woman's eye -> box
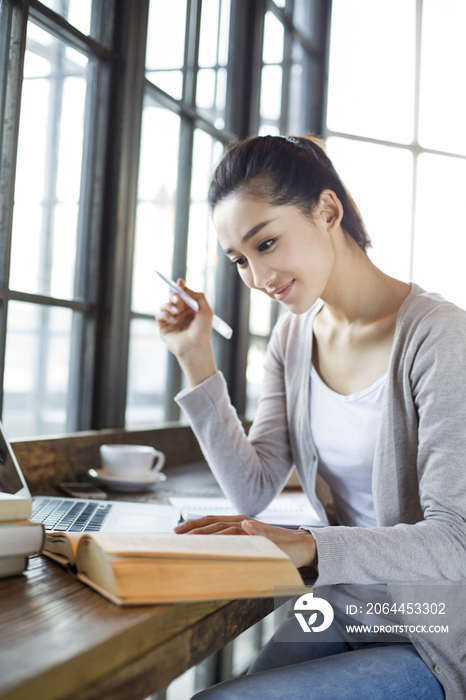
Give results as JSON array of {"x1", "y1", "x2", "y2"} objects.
[
  {"x1": 229, "y1": 239, "x2": 276, "y2": 268},
  {"x1": 231, "y1": 257, "x2": 247, "y2": 268},
  {"x1": 258, "y1": 238, "x2": 276, "y2": 252}
]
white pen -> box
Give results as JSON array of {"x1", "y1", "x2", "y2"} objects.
[{"x1": 155, "y1": 270, "x2": 233, "y2": 340}]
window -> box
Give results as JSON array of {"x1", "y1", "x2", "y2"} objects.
[
  {"x1": 35, "y1": 1, "x2": 94, "y2": 38},
  {"x1": 0, "y1": 0, "x2": 333, "y2": 437},
  {"x1": 0, "y1": 0, "x2": 112, "y2": 438},
  {"x1": 126, "y1": 99, "x2": 181, "y2": 426},
  {"x1": 326, "y1": 0, "x2": 466, "y2": 310},
  {"x1": 123, "y1": 0, "x2": 330, "y2": 425},
  {"x1": 126, "y1": 0, "x2": 233, "y2": 427},
  {"x1": 0, "y1": 0, "x2": 331, "y2": 438}
]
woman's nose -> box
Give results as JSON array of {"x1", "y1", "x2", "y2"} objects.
[{"x1": 249, "y1": 261, "x2": 276, "y2": 290}]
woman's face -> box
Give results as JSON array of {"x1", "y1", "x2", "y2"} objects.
[{"x1": 213, "y1": 193, "x2": 336, "y2": 315}]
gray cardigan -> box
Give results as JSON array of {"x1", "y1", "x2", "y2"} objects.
[{"x1": 176, "y1": 283, "x2": 466, "y2": 699}]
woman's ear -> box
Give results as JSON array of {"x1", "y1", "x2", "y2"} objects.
[{"x1": 319, "y1": 190, "x2": 344, "y2": 232}]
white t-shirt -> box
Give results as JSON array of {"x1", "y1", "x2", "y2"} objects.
[
  {"x1": 310, "y1": 364, "x2": 400, "y2": 628},
  {"x1": 310, "y1": 363, "x2": 386, "y2": 529}
]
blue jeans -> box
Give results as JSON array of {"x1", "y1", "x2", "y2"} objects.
[{"x1": 191, "y1": 612, "x2": 445, "y2": 700}]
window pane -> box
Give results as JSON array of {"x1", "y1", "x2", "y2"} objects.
[
  {"x1": 38, "y1": 0, "x2": 92, "y2": 37},
  {"x1": 288, "y1": 42, "x2": 310, "y2": 135},
  {"x1": 217, "y1": 0, "x2": 231, "y2": 67},
  {"x1": 326, "y1": 137, "x2": 413, "y2": 282},
  {"x1": 413, "y1": 153, "x2": 466, "y2": 310},
  {"x1": 186, "y1": 200, "x2": 218, "y2": 302},
  {"x1": 418, "y1": 0, "x2": 466, "y2": 155},
  {"x1": 126, "y1": 319, "x2": 166, "y2": 427},
  {"x1": 196, "y1": 0, "x2": 231, "y2": 129},
  {"x1": 260, "y1": 65, "x2": 282, "y2": 122},
  {"x1": 197, "y1": 68, "x2": 216, "y2": 109},
  {"x1": 10, "y1": 22, "x2": 91, "y2": 300},
  {"x1": 186, "y1": 130, "x2": 223, "y2": 303},
  {"x1": 196, "y1": 67, "x2": 227, "y2": 129},
  {"x1": 262, "y1": 11, "x2": 284, "y2": 64},
  {"x1": 327, "y1": 0, "x2": 416, "y2": 144},
  {"x1": 198, "y1": 0, "x2": 220, "y2": 67},
  {"x1": 293, "y1": 0, "x2": 316, "y2": 41},
  {"x1": 146, "y1": 0, "x2": 188, "y2": 100},
  {"x1": 258, "y1": 123, "x2": 280, "y2": 136},
  {"x1": 132, "y1": 101, "x2": 180, "y2": 315},
  {"x1": 3, "y1": 303, "x2": 75, "y2": 439}
]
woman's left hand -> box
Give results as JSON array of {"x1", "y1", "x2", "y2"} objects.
[{"x1": 174, "y1": 515, "x2": 317, "y2": 569}]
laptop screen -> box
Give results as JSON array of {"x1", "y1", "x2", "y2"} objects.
[{"x1": 0, "y1": 421, "x2": 31, "y2": 498}]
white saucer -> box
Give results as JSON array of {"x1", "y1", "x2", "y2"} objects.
[{"x1": 88, "y1": 468, "x2": 167, "y2": 492}]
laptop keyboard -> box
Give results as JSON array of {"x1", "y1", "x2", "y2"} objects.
[{"x1": 31, "y1": 499, "x2": 112, "y2": 532}]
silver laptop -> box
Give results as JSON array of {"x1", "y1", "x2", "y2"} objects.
[{"x1": 0, "y1": 421, "x2": 180, "y2": 534}]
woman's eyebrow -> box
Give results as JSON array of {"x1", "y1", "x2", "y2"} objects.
[{"x1": 224, "y1": 218, "x2": 276, "y2": 255}]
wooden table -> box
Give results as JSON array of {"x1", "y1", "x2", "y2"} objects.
[
  {"x1": 0, "y1": 554, "x2": 274, "y2": 700},
  {"x1": 1, "y1": 425, "x2": 304, "y2": 700}
]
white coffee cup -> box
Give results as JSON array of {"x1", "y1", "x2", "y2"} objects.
[{"x1": 99, "y1": 444, "x2": 165, "y2": 478}]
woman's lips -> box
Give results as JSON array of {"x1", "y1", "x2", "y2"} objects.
[{"x1": 272, "y1": 280, "x2": 295, "y2": 301}]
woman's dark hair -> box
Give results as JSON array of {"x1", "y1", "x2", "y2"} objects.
[{"x1": 208, "y1": 135, "x2": 371, "y2": 252}]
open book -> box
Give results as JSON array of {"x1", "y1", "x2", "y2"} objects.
[{"x1": 44, "y1": 531, "x2": 305, "y2": 605}]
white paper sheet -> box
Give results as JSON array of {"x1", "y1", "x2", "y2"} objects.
[{"x1": 169, "y1": 494, "x2": 324, "y2": 528}]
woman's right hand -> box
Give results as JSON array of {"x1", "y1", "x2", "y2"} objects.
[{"x1": 155, "y1": 279, "x2": 217, "y2": 387}]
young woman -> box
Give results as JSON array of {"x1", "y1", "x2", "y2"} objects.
[{"x1": 156, "y1": 135, "x2": 466, "y2": 700}]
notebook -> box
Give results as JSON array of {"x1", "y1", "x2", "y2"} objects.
[
  {"x1": 0, "y1": 421, "x2": 179, "y2": 534},
  {"x1": 169, "y1": 494, "x2": 324, "y2": 529}
]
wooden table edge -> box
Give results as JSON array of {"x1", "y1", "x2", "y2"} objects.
[{"x1": 0, "y1": 596, "x2": 275, "y2": 700}]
